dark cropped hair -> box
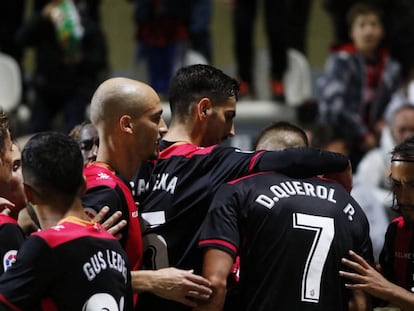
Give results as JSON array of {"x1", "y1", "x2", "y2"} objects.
[
  {"x1": 347, "y1": 2, "x2": 383, "y2": 29},
  {"x1": 254, "y1": 121, "x2": 309, "y2": 150},
  {"x1": 0, "y1": 111, "x2": 9, "y2": 153},
  {"x1": 168, "y1": 64, "x2": 239, "y2": 120},
  {"x1": 22, "y1": 132, "x2": 83, "y2": 202}
]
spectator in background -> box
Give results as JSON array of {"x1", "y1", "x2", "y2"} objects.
[
  {"x1": 0, "y1": 0, "x2": 27, "y2": 103},
  {"x1": 16, "y1": 0, "x2": 108, "y2": 134},
  {"x1": 318, "y1": 2, "x2": 401, "y2": 170},
  {"x1": 287, "y1": 0, "x2": 312, "y2": 56},
  {"x1": 232, "y1": 0, "x2": 288, "y2": 101},
  {"x1": 352, "y1": 105, "x2": 414, "y2": 261},
  {"x1": 0, "y1": 1, "x2": 26, "y2": 63},
  {"x1": 188, "y1": 0, "x2": 212, "y2": 63},
  {"x1": 381, "y1": 0, "x2": 414, "y2": 91},
  {"x1": 133, "y1": 0, "x2": 189, "y2": 96}
]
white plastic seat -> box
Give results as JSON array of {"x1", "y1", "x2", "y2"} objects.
[
  {"x1": 283, "y1": 48, "x2": 312, "y2": 107},
  {"x1": 0, "y1": 52, "x2": 21, "y2": 112}
]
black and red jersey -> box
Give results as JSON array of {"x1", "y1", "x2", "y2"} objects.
[
  {"x1": 380, "y1": 216, "x2": 414, "y2": 291},
  {"x1": 137, "y1": 141, "x2": 349, "y2": 310},
  {"x1": 82, "y1": 162, "x2": 143, "y2": 272},
  {"x1": 130, "y1": 160, "x2": 156, "y2": 203},
  {"x1": 0, "y1": 215, "x2": 25, "y2": 275},
  {"x1": 0, "y1": 217, "x2": 133, "y2": 311},
  {"x1": 199, "y1": 172, "x2": 373, "y2": 311}
]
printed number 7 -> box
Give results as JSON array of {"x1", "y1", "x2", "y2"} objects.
[{"x1": 293, "y1": 213, "x2": 335, "y2": 303}]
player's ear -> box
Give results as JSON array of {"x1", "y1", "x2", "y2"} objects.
[
  {"x1": 197, "y1": 98, "x2": 212, "y2": 120},
  {"x1": 120, "y1": 115, "x2": 133, "y2": 133},
  {"x1": 23, "y1": 183, "x2": 34, "y2": 204}
]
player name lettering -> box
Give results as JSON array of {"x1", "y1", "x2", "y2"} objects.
[
  {"x1": 395, "y1": 251, "x2": 413, "y2": 259},
  {"x1": 83, "y1": 250, "x2": 128, "y2": 282},
  {"x1": 256, "y1": 181, "x2": 336, "y2": 209},
  {"x1": 130, "y1": 178, "x2": 149, "y2": 196},
  {"x1": 152, "y1": 173, "x2": 178, "y2": 194}
]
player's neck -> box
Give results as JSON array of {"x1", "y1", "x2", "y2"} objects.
[
  {"x1": 33, "y1": 199, "x2": 89, "y2": 229},
  {"x1": 96, "y1": 144, "x2": 141, "y2": 181},
  {"x1": 164, "y1": 124, "x2": 200, "y2": 146}
]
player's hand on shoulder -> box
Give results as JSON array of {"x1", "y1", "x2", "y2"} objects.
[
  {"x1": 92, "y1": 206, "x2": 126, "y2": 240},
  {"x1": 0, "y1": 197, "x2": 15, "y2": 215}
]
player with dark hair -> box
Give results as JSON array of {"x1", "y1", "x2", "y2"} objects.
[
  {"x1": 138, "y1": 64, "x2": 352, "y2": 310},
  {"x1": 340, "y1": 136, "x2": 414, "y2": 309},
  {"x1": 0, "y1": 132, "x2": 133, "y2": 310},
  {"x1": 254, "y1": 121, "x2": 309, "y2": 150}
]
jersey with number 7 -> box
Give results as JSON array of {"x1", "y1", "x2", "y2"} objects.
[{"x1": 199, "y1": 171, "x2": 373, "y2": 311}]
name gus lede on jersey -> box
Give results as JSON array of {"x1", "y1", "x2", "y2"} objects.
[
  {"x1": 256, "y1": 179, "x2": 356, "y2": 221},
  {"x1": 83, "y1": 249, "x2": 128, "y2": 283}
]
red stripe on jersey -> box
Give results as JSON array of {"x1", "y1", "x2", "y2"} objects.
[
  {"x1": 199, "y1": 239, "x2": 238, "y2": 254},
  {"x1": 0, "y1": 294, "x2": 21, "y2": 311},
  {"x1": 393, "y1": 216, "x2": 413, "y2": 289},
  {"x1": 33, "y1": 219, "x2": 116, "y2": 248},
  {"x1": 248, "y1": 150, "x2": 264, "y2": 171},
  {"x1": 227, "y1": 171, "x2": 271, "y2": 185},
  {"x1": 0, "y1": 214, "x2": 18, "y2": 226},
  {"x1": 158, "y1": 142, "x2": 216, "y2": 159}
]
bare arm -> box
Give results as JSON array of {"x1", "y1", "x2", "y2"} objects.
[
  {"x1": 194, "y1": 248, "x2": 234, "y2": 311},
  {"x1": 340, "y1": 250, "x2": 414, "y2": 310},
  {"x1": 131, "y1": 268, "x2": 212, "y2": 308}
]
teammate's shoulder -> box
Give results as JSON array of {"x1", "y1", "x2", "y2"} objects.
[
  {"x1": 159, "y1": 142, "x2": 217, "y2": 159},
  {"x1": 33, "y1": 220, "x2": 114, "y2": 248},
  {"x1": 0, "y1": 214, "x2": 18, "y2": 227},
  {"x1": 227, "y1": 171, "x2": 273, "y2": 185},
  {"x1": 84, "y1": 163, "x2": 118, "y2": 189}
]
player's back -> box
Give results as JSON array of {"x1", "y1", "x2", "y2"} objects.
[
  {"x1": 0, "y1": 218, "x2": 133, "y2": 311},
  {"x1": 204, "y1": 172, "x2": 373, "y2": 311},
  {"x1": 140, "y1": 141, "x2": 254, "y2": 271}
]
